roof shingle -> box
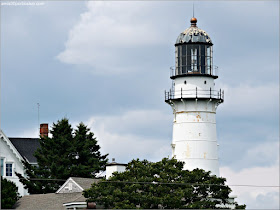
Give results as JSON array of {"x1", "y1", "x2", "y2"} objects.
[
  {"x1": 14, "y1": 192, "x2": 84, "y2": 209},
  {"x1": 71, "y1": 177, "x2": 100, "y2": 190},
  {"x1": 9, "y1": 138, "x2": 40, "y2": 163}
]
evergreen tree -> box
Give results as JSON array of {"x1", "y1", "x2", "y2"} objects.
[
  {"x1": 84, "y1": 158, "x2": 246, "y2": 209},
  {"x1": 16, "y1": 118, "x2": 108, "y2": 194},
  {"x1": 1, "y1": 177, "x2": 20, "y2": 209},
  {"x1": 70, "y1": 123, "x2": 108, "y2": 177}
]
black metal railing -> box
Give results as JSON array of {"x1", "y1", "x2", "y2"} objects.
[
  {"x1": 170, "y1": 66, "x2": 219, "y2": 78},
  {"x1": 165, "y1": 87, "x2": 224, "y2": 101}
]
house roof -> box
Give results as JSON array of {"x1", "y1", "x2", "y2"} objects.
[
  {"x1": 71, "y1": 177, "x2": 99, "y2": 190},
  {"x1": 56, "y1": 177, "x2": 100, "y2": 194},
  {"x1": 14, "y1": 192, "x2": 85, "y2": 210},
  {"x1": 9, "y1": 138, "x2": 40, "y2": 163},
  {"x1": 106, "y1": 162, "x2": 127, "y2": 167},
  {"x1": 15, "y1": 177, "x2": 101, "y2": 209}
]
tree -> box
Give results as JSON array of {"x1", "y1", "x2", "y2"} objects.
[
  {"x1": 1, "y1": 177, "x2": 20, "y2": 209},
  {"x1": 16, "y1": 118, "x2": 108, "y2": 194},
  {"x1": 84, "y1": 158, "x2": 246, "y2": 209}
]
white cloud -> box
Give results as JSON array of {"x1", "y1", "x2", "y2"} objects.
[
  {"x1": 57, "y1": 1, "x2": 165, "y2": 74},
  {"x1": 217, "y1": 82, "x2": 279, "y2": 118},
  {"x1": 87, "y1": 109, "x2": 172, "y2": 136},
  {"x1": 85, "y1": 109, "x2": 172, "y2": 163},
  {"x1": 220, "y1": 165, "x2": 279, "y2": 209},
  {"x1": 20, "y1": 127, "x2": 39, "y2": 138}
]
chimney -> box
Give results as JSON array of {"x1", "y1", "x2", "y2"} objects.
[{"x1": 40, "y1": 123, "x2": 48, "y2": 137}]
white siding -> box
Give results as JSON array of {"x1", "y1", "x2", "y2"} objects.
[{"x1": 0, "y1": 138, "x2": 28, "y2": 196}]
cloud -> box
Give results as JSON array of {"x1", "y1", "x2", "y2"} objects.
[
  {"x1": 219, "y1": 138, "x2": 279, "y2": 171},
  {"x1": 215, "y1": 82, "x2": 279, "y2": 170},
  {"x1": 244, "y1": 141, "x2": 279, "y2": 167},
  {"x1": 85, "y1": 109, "x2": 172, "y2": 162},
  {"x1": 17, "y1": 127, "x2": 39, "y2": 138},
  {"x1": 87, "y1": 109, "x2": 172, "y2": 138},
  {"x1": 220, "y1": 165, "x2": 279, "y2": 209},
  {"x1": 219, "y1": 124, "x2": 279, "y2": 208},
  {"x1": 217, "y1": 82, "x2": 279, "y2": 119},
  {"x1": 56, "y1": 1, "x2": 166, "y2": 74}
]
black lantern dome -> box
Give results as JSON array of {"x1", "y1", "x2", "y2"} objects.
[
  {"x1": 176, "y1": 17, "x2": 212, "y2": 45},
  {"x1": 173, "y1": 17, "x2": 217, "y2": 79}
]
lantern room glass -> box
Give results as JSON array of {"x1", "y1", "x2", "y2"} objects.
[{"x1": 175, "y1": 44, "x2": 213, "y2": 76}]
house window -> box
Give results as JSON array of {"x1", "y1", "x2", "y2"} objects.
[
  {"x1": 1, "y1": 159, "x2": 4, "y2": 176},
  {"x1": 6, "y1": 163, "x2": 13, "y2": 176}
]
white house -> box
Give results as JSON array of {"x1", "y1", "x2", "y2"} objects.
[{"x1": 0, "y1": 125, "x2": 44, "y2": 196}]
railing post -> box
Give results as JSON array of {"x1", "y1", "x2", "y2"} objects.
[
  {"x1": 168, "y1": 92, "x2": 170, "y2": 100},
  {"x1": 165, "y1": 90, "x2": 166, "y2": 100},
  {"x1": 181, "y1": 88, "x2": 182, "y2": 98},
  {"x1": 220, "y1": 89, "x2": 221, "y2": 99},
  {"x1": 223, "y1": 90, "x2": 224, "y2": 101},
  {"x1": 196, "y1": 87, "x2": 197, "y2": 98},
  {"x1": 210, "y1": 87, "x2": 212, "y2": 99}
]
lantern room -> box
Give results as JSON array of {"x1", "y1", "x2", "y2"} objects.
[{"x1": 173, "y1": 17, "x2": 217, "y2": 78}]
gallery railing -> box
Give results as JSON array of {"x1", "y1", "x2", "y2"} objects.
[
  {"x1": 170, "y1": 66, "x2": 219, "y2": 78},
  {"x1": 165, "y1": 87, "x2": 224, "y2": 101}
]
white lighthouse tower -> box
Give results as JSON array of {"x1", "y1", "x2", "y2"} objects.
[{"x1": 165, "y1": 17, "x2": 224, "y2": 176}]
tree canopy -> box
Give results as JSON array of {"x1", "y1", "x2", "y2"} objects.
[
  {"x1": 1, "y1": 177, "x2": 20, "y2": 209},
  {"x1": 84, "y1": 158, "x2": 245, "y2": 209},
  {"x1": 16, "y1": 118, "x2": 108, "y2": 194}
]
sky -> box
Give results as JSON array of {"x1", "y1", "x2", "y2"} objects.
[{"x1": 1, "y1": 1, "x2": 279, "y2": 208}]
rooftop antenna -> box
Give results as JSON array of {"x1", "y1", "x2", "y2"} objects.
[
  {"x1": 37, "y1": 103, "x2": 40, "y2": 136},
  {"x1": 193, "y1": 2, "x2": 195, "y2": 17}
]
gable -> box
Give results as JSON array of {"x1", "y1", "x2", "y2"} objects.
[
  {"x1": 71, "y1": 177, "x2": 99, "y2": 190},
  {"x1": 56, "y1": 177, "x2": 100, "y2": 194},
  {"x1": 0, "y1": 130, "x2": 23, "y2": 163},
  {"x1": 56, "y1": 178, "x2": 84, "y2": 194}
]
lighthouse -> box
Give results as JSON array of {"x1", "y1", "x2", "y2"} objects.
[{"x1": 165, "y1": 17, "x2": 224, "y2": 176}]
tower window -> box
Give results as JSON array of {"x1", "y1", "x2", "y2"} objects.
[
  {"x1": 204, "y1": 81, "x2": 207, "y2": 84},
  {"x1": 184, "y1": 81, "x2": 187, "y2": 85},
  {"x1": 191, "y1": 48, "x2": 198, "y2": 72}
]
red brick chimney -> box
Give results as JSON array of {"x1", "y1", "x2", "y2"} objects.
[{"x1": 40, "y1": 123, "x2": 48, "y2": 137}]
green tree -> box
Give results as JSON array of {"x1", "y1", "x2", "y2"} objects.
[
  {"x1": 84, "y1": 158, "x2": 246, "y2": 209},
  {"x1": 1, "y1": 177, "x2": 20, "y2": 209},
  {"x1": 16, "y1": 118, "x2": 108, "y2": 194}
]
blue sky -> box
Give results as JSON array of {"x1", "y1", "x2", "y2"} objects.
[{"x1": 1, "y1": 1, "x2": 279, "y2": 208}]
